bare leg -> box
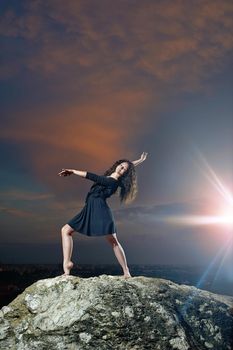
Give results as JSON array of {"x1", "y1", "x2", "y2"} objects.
[
  {"x1": 105, "y1": 234, "x2": 131, "y2": 278},
  {"x1": 61, "y1": 224, "x2": 75, "y2": 275}
]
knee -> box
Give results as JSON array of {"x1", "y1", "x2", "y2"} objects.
[
  {"x1": 106, "y1": 235, "x2": 119, "y2": 247},
  {"x1": 61, "y1": 226, "x2": 67, "y2": 236},
  {"x1": 61, "y1": 225, "x2": 73, "y2": 236}
]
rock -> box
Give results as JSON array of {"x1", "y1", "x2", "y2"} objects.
[{"x1": 0, "y1": 275, "x2": 232, "y2": 350}]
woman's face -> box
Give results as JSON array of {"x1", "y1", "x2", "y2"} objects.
[{"x1": 116, "y1": 162, "x2": 129, "y2": 176}]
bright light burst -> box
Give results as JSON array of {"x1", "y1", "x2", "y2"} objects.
[
  {"x1": 177, "y1": 150, "x2": 233, "y2": 313},
  {"x1": 166, "y1": 212, "x2": 233, "y2": 226},
  {"x1": 217, "y1": 205, "x2": 233, "y2": 226},
  {"x1": 165, "y1": 151, "x2": 233, "y2": 228}
]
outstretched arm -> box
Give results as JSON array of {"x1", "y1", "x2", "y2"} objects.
[
  {"x1": 132, "y1": 152, "x2": 148, "y2": 167},
  {"x1": 58, "y1": 169, "x2": 116, "y2": 186}
]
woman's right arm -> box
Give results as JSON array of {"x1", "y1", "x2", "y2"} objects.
[
  {"x1": 58, "y1": 169, "x2": 87, "y2": 177},
  {"x1": 58, "y1": 169, "x2": 115, "y2": 186}
]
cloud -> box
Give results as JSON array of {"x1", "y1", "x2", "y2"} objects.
[
  {"x1": 0, "y1": 189, "x2": 54, "y2": 201},
  {"x1": 0, "y1": 206, "x2": 35, "y2": 218},
  {"x1": 0, "y1": 0, "x2": 232, "y2": 91},
  {"x1": 0, "y1": 88, "x2": 151, "y2": 191},
  {"x1": 114, "y1": 197, "x2": 214, "y2": 224}
]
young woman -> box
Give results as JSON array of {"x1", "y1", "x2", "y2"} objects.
[{"x1": 58, "y1": 152, "x2": 148, "y2": 278}]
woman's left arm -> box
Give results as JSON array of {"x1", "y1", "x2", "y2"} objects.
[{"x1": 132, "y1": 152, "x2": 148, "y2": 166}]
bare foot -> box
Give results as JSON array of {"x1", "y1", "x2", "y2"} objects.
[
  {"x1": 123, "y1": 270, "x2": 132, "y2": 279},
  {"x1": 63, "y1": 261, "x2": 74, "y2": 275},
  {"x1": 61, "y1": 274, "x2": 73, "y2": 277}
]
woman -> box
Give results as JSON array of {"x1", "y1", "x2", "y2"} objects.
[{"x1": 58, "y1": 152, "x2": 148, "y2": 278}]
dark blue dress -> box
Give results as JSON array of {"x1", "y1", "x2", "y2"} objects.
[{"x1": 66, "y1": 172, "x2": 119, "y2": 236}]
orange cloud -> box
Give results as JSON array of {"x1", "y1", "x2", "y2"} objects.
[
  {"x1": 0, "y1": 0, "x2": 232, "y2": 88},
  {"x1": 0, "y1": 88, "x2": 151, "y2": 194},
  {"x1": 0, "y1": 190, "x2": 54, "y2": 201},
  {"x1": 0, "y1": 206, "x2": 35, "y2": 218}
]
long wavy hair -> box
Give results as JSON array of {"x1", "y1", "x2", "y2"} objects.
[{"x1": 103, "y1": 159, "x2": 138, "y2": 205}]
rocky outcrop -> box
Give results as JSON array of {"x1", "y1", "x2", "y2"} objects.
[{"x1": 0, "y1": 275, "x2": 232, "y2": 350}]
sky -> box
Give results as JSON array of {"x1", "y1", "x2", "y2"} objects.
[{"x1": 0, "y1": 0, "x2": 232, "y2": 277}]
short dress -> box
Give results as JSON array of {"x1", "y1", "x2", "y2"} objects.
[{"x1": 66, "y1": 172, "x2": 119, "y2": 236}]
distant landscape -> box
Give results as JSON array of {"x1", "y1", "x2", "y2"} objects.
[{"x1": 1, "y1": 263, "x2": 232, "y2": 308}]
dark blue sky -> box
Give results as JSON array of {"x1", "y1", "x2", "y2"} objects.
[{"x1": 0, "y1": 1, "x2": 232, "y2": 277}]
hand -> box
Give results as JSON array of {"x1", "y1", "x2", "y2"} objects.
[
  {"x1": 140, "y1": 152, "x2": 148, "y2": 162},
  {"x1": 58, "y1": 169, "x2": 74, "y2": 177}
]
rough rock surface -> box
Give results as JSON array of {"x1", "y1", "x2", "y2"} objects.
[{"x1": 0, "y1": 275, "x2": 232, "y2": 350}]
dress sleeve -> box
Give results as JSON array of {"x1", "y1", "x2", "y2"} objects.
[{"x1": 85, "y1": 172, "x2": 117, "y2": 186}]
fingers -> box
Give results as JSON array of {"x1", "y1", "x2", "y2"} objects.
[
  {"x1": 58, "y1": 169, "x2": 70, "y2": 176},
  {"x1": 57, "y1": 169, "x2": 73, "y2": 176},
  {"x1": 140, "y1": 151, "x2": 148, "y2": 161}
]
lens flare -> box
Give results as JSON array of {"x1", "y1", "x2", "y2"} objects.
[
  {"x1": 217, "y1": 205, "x2": 233, "y2": 226},
  {"x1": 165, "y1": 210, "x2": 233, "y2": 226},
  {"x1": 164, "y1": 150, "x2": 233, "y2": 229},
  {"x1": 177, "y1": 149, "x2": 233, "y2": 313},
  {"x1": 176, "y1": 149, "x2": 233, "y2": 313}
]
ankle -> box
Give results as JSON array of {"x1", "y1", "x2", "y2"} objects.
[{"x1": 63, "y1": 260, "x2": 73, "y2": 266}]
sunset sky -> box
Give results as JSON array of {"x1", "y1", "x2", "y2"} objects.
[{"x1": 1, "y1": 0, "x2": 232, "y2": 276}]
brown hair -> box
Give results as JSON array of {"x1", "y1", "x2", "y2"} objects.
[{"x1": 103, "y1": 159, "x2": 138, "y2": 204}]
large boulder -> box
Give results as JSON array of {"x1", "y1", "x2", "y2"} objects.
[{"x1": 0, "y1": 275, "x2": 232, "y2": 350}]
